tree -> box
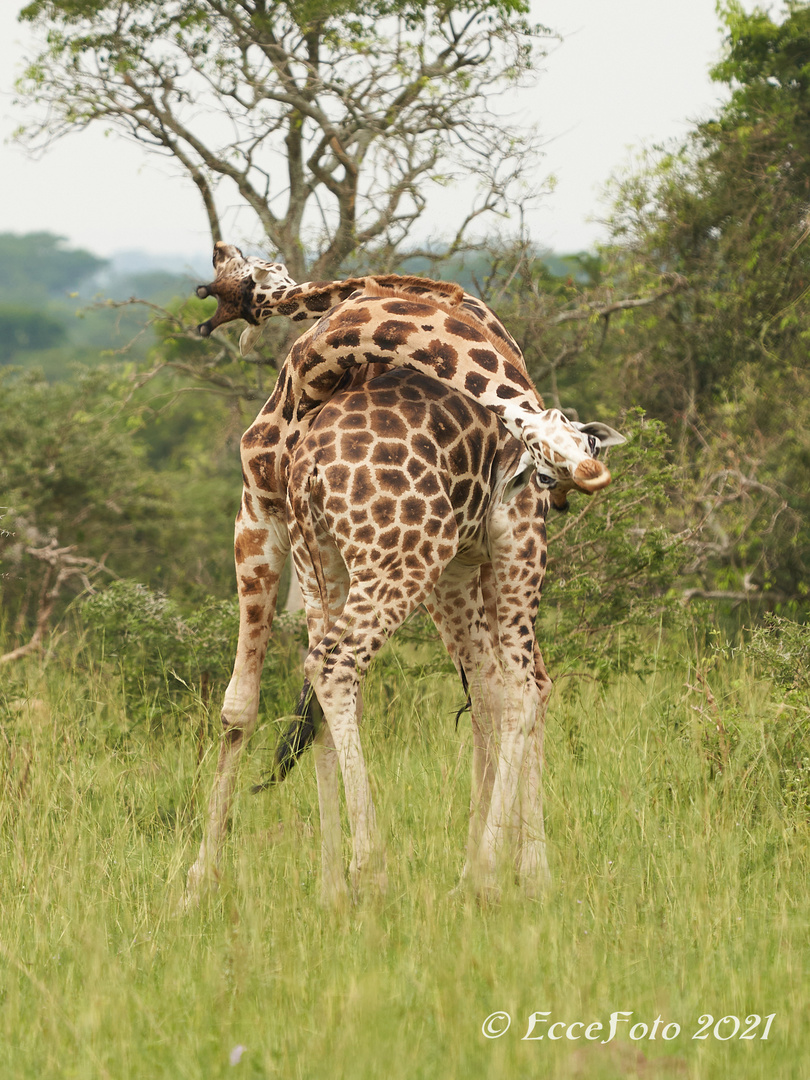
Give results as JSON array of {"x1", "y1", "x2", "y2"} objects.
[
  {"x1": 591, "y1": 1, "x2": 810, "y2": 605},
  {"x1": 0, "y1": 306, "x2": 66, "y2": 360},
  {"x1": 0, "y1": 232, "x2": 105, "y2": 301},
  {"x1": 605, "y1": 2, "x2": 810, "y2": 415},
  {"x1": 16, "y1": 0, "x2": 548, "y2": 280},
  {"x1": 0, "y1": 368, "x2": 172, "y2": 571}
]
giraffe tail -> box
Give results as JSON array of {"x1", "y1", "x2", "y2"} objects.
[
  {"x1": 251, "y1": 679, "x2": 322, "y2": 791},
  {"x1": 454, "y1": 663, "x2": 472, "y2": 729}
]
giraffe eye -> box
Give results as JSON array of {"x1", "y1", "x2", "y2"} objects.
[
  {"x1": 587, "y1": 435, "x2": 600, "y2": 458},
  {"x1": 536, "y1": 473, "x2": 557, "y2": 489}
]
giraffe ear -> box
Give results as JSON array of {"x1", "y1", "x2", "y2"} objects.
[
  {"x1": 574, "y1": 421, "x2": 626, "y2": 448},
  {"x1": 502, "y1": 451, "x2": 535, "y2": 503},
  {"x1": 240, "y1": 324, "x2": 264, "y2": 355},
  {"x1": 250, "y1": 264, "x2": 275, "y2": 285}
]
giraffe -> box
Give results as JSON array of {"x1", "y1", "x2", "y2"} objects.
[
  {"x1": 279, "y1": 368, "x2": 623, "y2": 901},
  {"x1": 184, "y1": 245, "x2": 623, "y2": 902}
]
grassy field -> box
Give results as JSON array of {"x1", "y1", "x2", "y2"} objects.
[{"x1": 0, "y1": 629, "x2": 807, "y2": 1079}]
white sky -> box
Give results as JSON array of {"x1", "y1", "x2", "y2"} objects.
[{"x1": 0, "y1": 1, "x2": 774, "y2": 263}]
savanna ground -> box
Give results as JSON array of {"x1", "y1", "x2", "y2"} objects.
[{"x1": 0, "y1": 620, "x2": 806, "y2": 1080}]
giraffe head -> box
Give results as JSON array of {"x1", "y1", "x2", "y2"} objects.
[
  {"x1": 196, "y1": 242, "x2": 295, "y2": 339},
  {"x1": 504, "y1": 412, "x2": 625, "y2": 508}
]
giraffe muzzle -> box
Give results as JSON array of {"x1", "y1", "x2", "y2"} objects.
[
  {"x1": 196, "y1": 283, "x2": 241, "y2": 337},
  {"x1": 573, "y1": 459, "x2": 611, "y2": 493},
  {"x1": 196, "y1": 281, "x2": 220, "y2": 336}
]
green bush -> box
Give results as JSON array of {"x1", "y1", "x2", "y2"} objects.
[
  {"x1": 711, "y1": 614, "x2": 810, "y2": 819},
  {"x1": 747, "y1": 614, "x2": 810, "y2": 693},
  {"x1": 80, "y1": 580, "x2": 240, "y2": 725},
  {"x1": 542, "y1": 409, "x2": 690, "y2": 673},
  {"x1": 745, "y1": 615, "x2": 810, "y2": 818}
]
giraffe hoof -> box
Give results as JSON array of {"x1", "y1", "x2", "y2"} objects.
[
  {"x1": 521, "y1": 878, "x2": 550, "y2": 901},
  {"x1": 371, "y1": 868, "x2": 389, "y2": 896},
  {"x1": 448, "y1": 864, "x2": 476, "y2": 899},
  {"x1": 349, "y1": 854, "x2": 388, "y2": 899},
  {"x1": 519, "y1": 863, "x2": 552, "y2": 899}
]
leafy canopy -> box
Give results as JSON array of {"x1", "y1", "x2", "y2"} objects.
[
  {"x1": 596, "y1": 1, "x2": 810, "y2": 604},
  {"x1": 0, "y1": 232, "x2": 105, "y2": 299}
]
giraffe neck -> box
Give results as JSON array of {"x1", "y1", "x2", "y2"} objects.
[
  {"x1": 261, "y1": 275, "x2": 464, "y2": 322},
  {"x1": 244, "y1": 274, "x2": 526, "y2": 374}
]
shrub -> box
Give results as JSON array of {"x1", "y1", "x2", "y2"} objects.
[
  {"x1": 715, "y1": 614, "x2": 810, "y2": 819},
  {"x1": 80, "y1": 580, "x2": 239, "y2": 725},
  {"x1": 541, "y1": 409, "x2": 690, "y2": 673}
]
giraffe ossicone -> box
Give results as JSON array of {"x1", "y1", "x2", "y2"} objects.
[{"x1": 184, "y1": 244, "x2": 624, "y2": 905}]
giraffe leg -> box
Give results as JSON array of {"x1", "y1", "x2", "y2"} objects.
[
  {"x1": 304, "y1": 604, "x2": 381, "y2": 896},
  {"x1": 312, "y1": 719, "x2": 350, "y2": 906},
  {"x1": 475, "y1": 495, "x2": 549, "y2": 898},
  {"x1": 425, "y1": 563, "x2": 503, "y2": 889},
  {"x1": 285, "y1": 444, "x2": 458, "y2": 897},
  {"x1": 517, "y1": 642, "x2": 553, "y2": 895},
  {"x1": 479, "y1": 563, "x2": 532, "y2": 884},
  {"x1": 477, "y1": 660, "x2": 540, "y2": 897},
  {"x1": 291, "y1": 536, "x2": 352, "y2": 906},
  {"x1": 184, "y1": 502, "x2": 289, "y2": 904},
  {"x1": 304, "y1": 571, "x2": 446, "y2": 896},
  {"x1": 462, "y1": 711, "x2": 498, "y2": 887}
]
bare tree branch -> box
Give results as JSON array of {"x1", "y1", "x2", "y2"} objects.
[
  {"x1": 16, "y1": 1, "x2": 550, "y2": 278},
  {"x1": 0, "y1": 519, "x2": 116, "y2": 664}
]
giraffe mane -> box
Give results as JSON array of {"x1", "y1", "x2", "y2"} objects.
[{"x1": 362, "y1": 275, "x2": 465, "y2": 307}]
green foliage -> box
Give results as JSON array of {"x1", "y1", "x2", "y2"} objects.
[
  {"x1": 542, "y1": 411, "x2": 688, "y2": 673},
  {"x1": 79, "y1": 580, "x2": 240, "y2": 722},
  {"x1": 712, "y1": 2, "x2": 810, "y2": 126},
  {"x1": 747, "y1": 613, "x2": 810, "y2": 692},
  {"x1": 587, "y1": 2, "x2": 810, "y2": 606},
  {"x1": 0, "y1": 362, "x2": 243, "y2": 655},
  {"x1": 602, "y1": 3, "x2": 810, "y2": 417},
  {"x1": 0, "y1": 366, "x2": 171, "y2": 572},
  {"x1": 20, "y1": 0, "x2": 534, "y2": 39},
  {"x1": 713, "y1": 614, "x2": 810, "y2": 816},
  {"x1": 0, "y1": 305, "x2": 65, "y2": 360},
  {"x1": 0, "y1": 232, "x2": 210, "y2": 373},
  {"x1": 0, "y1": 231, "x2": 104, "y2": 300}
]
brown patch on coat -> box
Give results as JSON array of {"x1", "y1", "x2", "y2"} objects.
[{"x1": 234, "y1": 528, "x2": 269, "y2": 563}]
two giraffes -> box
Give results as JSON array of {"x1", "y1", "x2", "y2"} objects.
[{"x1": 185, "y1": 241, "x2": 623, "y2": 905}]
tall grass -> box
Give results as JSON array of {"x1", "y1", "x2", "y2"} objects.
[{"x1": 0, "y1": 631, "x2": 806, "y2": 1079}]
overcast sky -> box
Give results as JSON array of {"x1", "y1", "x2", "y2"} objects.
[{"x1": 0, "y1": 2, "x2": 775, "y2": 263}]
